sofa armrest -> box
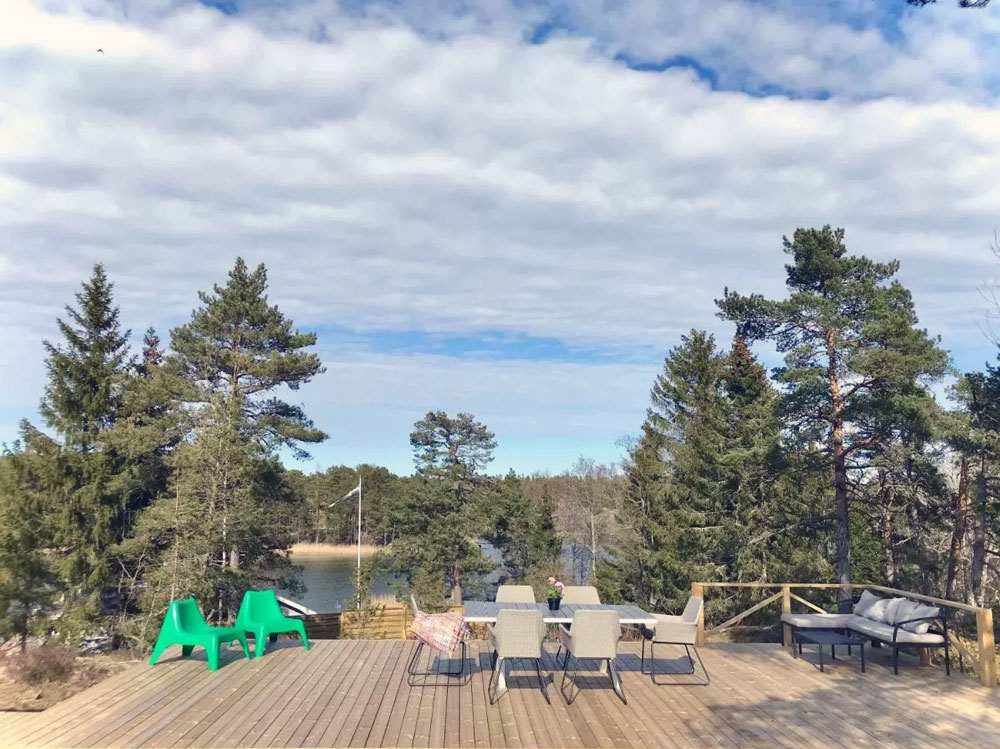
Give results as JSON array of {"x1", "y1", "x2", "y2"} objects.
[{"x1": 892, "y1": 616, "x2": 944, "y2": 643}]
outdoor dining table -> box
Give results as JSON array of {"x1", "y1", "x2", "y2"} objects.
[
  {"x1": 463, "y1": 601, "x2": 658, "y2": 626},
  {"x1": 462, "y1": 601, "x2": 658, "y2": 691}
]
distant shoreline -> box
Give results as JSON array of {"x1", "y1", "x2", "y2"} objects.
[{"x1": 290, "y1": 542, "x2": 380, "y2": 558}]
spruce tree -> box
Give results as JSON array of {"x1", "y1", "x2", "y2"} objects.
[
  {"x1": 41, "y1": 264, "x2": 130, "y2": 451},
  {"x1": 601, "y1": 331, "x2": 728, "y2": 611},
  {"x1": 36, "y1": 264, "x2": 132, "y2": 622},
  {"x1": 717, "y1": 226, "x2": 949, "y2": 589},
  {"x1": 0, "y1": 437, "x2": 60, "y2": 650}
]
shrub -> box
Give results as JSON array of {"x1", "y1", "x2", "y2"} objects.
[{"x1": 10, "y1": 646, "x2": 77, "y2": 685}]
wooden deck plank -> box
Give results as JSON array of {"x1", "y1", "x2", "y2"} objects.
[
  {"x1": 326, "y1": 640, "x2": 402, "y2": 748},
  {"x1": 5, "y1": 640, "x2": 1000, "y2": 748},
  {"x1": 304, "y1": 638, "x2": 386, "y2": 747},
  {"x1": 276, "y1": 639, "x2": 363, "y2": 747},
  {"x1": 258, "y1": 639, "x2": 355, "y2": 747},
  {"x1": 177, "y1": 643, "x2": 315, "y2": 748},
  {"x1": 361, "y1": 641, "x2": 414, "y2": 748},
  {"x1": 29, "y1": 658, "x2": 197, "y2": 747},
  {"x1": 347, "y1": 639, "x2": 408, "y2": 747}
]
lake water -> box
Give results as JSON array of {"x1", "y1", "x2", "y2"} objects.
[
  {"x1": 281, "y1": 556, "x2": 398, "y2": 613},
  {"x1": 283, "y1": 542, "x2": 598, "y2": 613}
]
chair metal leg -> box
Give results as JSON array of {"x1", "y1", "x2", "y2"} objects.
[
  {"x1": 608, "y1": 659, "x2": 627, "y2": 705},
  {"x1": 533, "y1": 658, "x2": 550, "y2": 704},
  {"x1": 559, "y1": 653, "x2": 578, "y2": 705},
  {"x1": 647, "y1": 641, "x2": 710, "y2": 686},
  {"x1": 407, "y1": 640, "x2": 468, "y2": 686},
  {"x1": 893, "y1": 647, "x2": 899, "y2": 675},
  {"x1": 488, "y1": 656, "x2": 504, "y2": 704}
]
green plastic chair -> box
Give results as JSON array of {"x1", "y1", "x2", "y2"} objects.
[
  {"x1": 149, "y1": 597, "x2": 251, "y2": 671},
  {"x1": 235, "y1": 589, "x2": 311, "y2": 658}
]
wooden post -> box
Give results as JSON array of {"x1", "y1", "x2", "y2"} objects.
[
  {"x1": 692, "y1": 583, "x2": 706, "y2": 645},
  {"x1": 976, "y1": 607, "x2": 997, "y2": 687},
  {"x1": 781, "y1": 585, "x2": 792, "y2": 648}
]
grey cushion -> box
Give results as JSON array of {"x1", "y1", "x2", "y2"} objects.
[
  {"x1": 847, "y1": 615, "x2": 944, "y2": 645},
  {"x1": 648, "y1": 613, "x2": 698, "y2": 644},
  {"x1": 901, "y1": 603, "x2": 940, "y2": 635},
  {"x1": 853, "y1": 590, "x2": 882, "y2": 618},
  {"x1": 893, "y1": 599, "x2": 922, "y2": 625},
  {"x1": 883, "y1": 598, "x2": 907, "y2": 625},
  {"x1": 864, "y1": 596, "x2": 890, "y2": 623},
  {"x1": 780, "y1": 613, "x2": 854, "y2": 629}
]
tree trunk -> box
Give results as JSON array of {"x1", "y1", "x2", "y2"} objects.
[
  {"x1": 826, "y1": 330, "x2": 852, "y2": 595},
  {"x1": 971, "y1": 468, "x2": 988, "y2": 607},
  {"x1": 945, "y1": 456, "x2": 970, "y2": 601},
  {"x1": 882, "y1": 499, "x2": 895, "y2": 584},
  {"x1": 590, "y1": 513, "x2": 598, "y2": 579}
]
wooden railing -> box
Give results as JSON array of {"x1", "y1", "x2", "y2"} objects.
[{"x1": 691, "y1": 581, "x2": 997, "y2": 687}]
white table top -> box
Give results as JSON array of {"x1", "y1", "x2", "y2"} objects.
[{"x1": 462, "y1": 601, "x2": 657, "y2": 627}]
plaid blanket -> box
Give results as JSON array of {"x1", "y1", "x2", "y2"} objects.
[{"x1": 410, "y1": 611, "x2": 470, "y2": 654}]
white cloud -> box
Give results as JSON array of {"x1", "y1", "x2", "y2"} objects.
[{"x1": 1, "y1": 0, "x2": 999, "y2": 471}]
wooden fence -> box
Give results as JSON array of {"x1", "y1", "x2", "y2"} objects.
[
  {"x1": 691, "y1": 581, "x2": 998, "y2": 688},
  {"x1": 303, "y1": 604, "x2": 465, "y2": 641}
]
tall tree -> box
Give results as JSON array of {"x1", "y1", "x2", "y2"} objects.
[
  {"x1": 410, "y1": 411, "x2": 497, "y2": 481},
  {"x1": 36, "y1": 265, "x2": 132, "y2": 623},
  {"x1": 0, "y1": 438, "x2": 60, "y2": 650},
  {"x1": 483, "y1": 471, "x2": 561, "y2": 582},
  {"x1": 718, "y1": 226, "x2": 949, "y2": 589},
  {"x1": 170, "y1": 257, "x2": 326, "y2": 457},
  {"x1": 599, "y1": 331, "x2": 727, "y2": 611},
  {"x1": 382, "y1": 412, "x2": 498, "y2": 605},
  {"x1": 40, "y1": 264, "x2": 130, "y2": 451}
]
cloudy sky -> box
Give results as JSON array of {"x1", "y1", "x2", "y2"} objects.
[{"x1": 2, "y1": 0, "x2": 1000, "y2": 476}]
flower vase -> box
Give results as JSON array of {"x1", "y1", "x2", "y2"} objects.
[{"x1": 547, "y1": 597, "x2": 561, "y2": 611}]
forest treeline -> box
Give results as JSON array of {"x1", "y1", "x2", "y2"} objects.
[{"x1": 4, "y1": 226, "x2": 1000, "y2": 652}]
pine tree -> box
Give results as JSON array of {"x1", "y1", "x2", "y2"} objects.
[
  {"x1": 382, "y1": 412, "x2": 498, "y2": 605},
  {"x1": 718, "y1": 226, "x2": 949, "y2": 589},
  {"x1": 170, "y1": 257, "x2": 326, "y2": 457}
]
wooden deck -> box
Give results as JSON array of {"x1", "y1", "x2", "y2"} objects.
[{"x1": 2, "y1": 640, "x2": 999, "y2": 748}]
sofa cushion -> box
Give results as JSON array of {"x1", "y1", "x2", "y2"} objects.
[
  {"x1": 900, "y1": 603, "x2": 940, "y2": 635},
  {"x1": 883, "y1": 597, "x2": 907, "y2": 625},
  {"x1": 847, "y1": 615, "x2": 944, "y2": 645},
  {"x1": 780, "y1": 613, "x2": 854, "y2": 629},
  {"x1": 863, "y1": 596, "x2": 890, "y2": 622},
  {"x1": 853, "y1": 590, "x2": 882, "y2": 619}
]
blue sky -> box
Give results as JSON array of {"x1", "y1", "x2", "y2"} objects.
[{"x1": 2, "y1": 0, "x2": 1000, "y2": 476}]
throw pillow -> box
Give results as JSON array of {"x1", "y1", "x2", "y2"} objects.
[
  {"x1": 853, "y1": 590, "x2": 882, "y2": 618},
  {"x1": 893, "y1": 599, "x2": 921, "y2": 625},
  {"x1": 865, "y1": 595, "x2": 890, "y2": 622},
  {"x1": 883, "y1": 598, "x2": 907, "y2": 625},
  {"x1": 901, "y1": 603, "x2": 940, "y2": 635}
]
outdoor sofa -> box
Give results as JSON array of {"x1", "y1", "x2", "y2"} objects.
[{"x1": 780, "y1": 590, "x2": 951, "y2": 675}]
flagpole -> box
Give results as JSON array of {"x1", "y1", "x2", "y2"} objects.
[{"x1": 356, "y1": 477, "x2": 362, "y2": 609}]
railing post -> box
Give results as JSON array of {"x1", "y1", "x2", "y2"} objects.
[
  {"x1": 692, "y1": 583, "x2": 705, "y2": 645},
  {"x1": 781, "y1": 585, "x2": 792, "y2": 648},
  {"x1": 976, "y1": 607, "x2": 997, "y2": 687}
]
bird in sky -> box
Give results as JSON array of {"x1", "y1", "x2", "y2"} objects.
[{"x1": 97, "y1": 48, "x2": 104, "y2": 53}]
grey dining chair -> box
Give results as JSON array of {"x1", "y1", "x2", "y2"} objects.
[
  {"x1": 639, "y1": 596, "x2": 709, "y2": 685},
  {"x1": 557, "y1": 609, "x2": 626, "y2": 704},
  {"x1": 487, "y1": 609, "x2": 549, "y2": 704},
  {"x1": 495, "y1": 585, "x2": 536, "y2": 603},
  {"x1": 560, "y1": 586, "x2": 601, "y2": 604}
]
